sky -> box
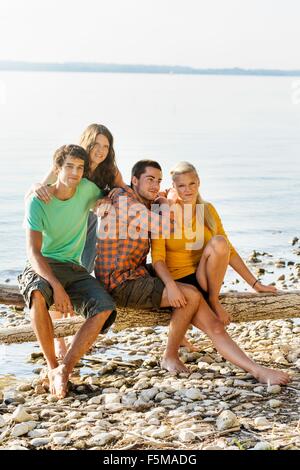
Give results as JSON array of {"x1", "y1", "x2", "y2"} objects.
[{"x1": 0, "y1": 0, "x2": 299, "y2": 69}]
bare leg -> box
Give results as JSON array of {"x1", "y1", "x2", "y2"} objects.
[
  {"x1": 180, "y1": 334, "x2": 201, "y2": 352},
  {"x1": 49, "y1": 309, "x2": 69, "y2": 360},
  {"x1": 196, "y1": 235, "x2": 231, "y2": 325},
  {"x1": 160, "y1": 284, "x2": 201, "y2": 373},
  {"x1": 191, "y1": 298, "x2": 290, "y2": 385},
  {"x1": 49, "y1": 310, "x2": 112, "y2": 398},
  {"x1": 30, "y1": 291, "x2": 59, "y2": 393}
]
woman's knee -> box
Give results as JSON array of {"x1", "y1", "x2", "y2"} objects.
[
  {"x1": 209, "y1": 318, "x2": 225, "y2": 336},
  {"x1": 210, "y1": 235, "x2": 230, "y2": 255}
]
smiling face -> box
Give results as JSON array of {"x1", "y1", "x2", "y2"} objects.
[
  {"x1": 56, "y1": 155, "x2": 85, "y2": 188},
  {"x1": 89, "y1": 133, "x2": 110, "y2": 170},
  {"x1": 172, "y1": 171, "x2": 200, "y2": 204},
  {"x1": 132, "y1": 166, "x2": 162, "y2": 202}
]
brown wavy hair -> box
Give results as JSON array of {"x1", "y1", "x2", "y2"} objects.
[{"x1": 79, "y1": 123, "x2": 118, "y2": 192}]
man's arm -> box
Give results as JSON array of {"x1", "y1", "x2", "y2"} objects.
[{"x1": 26, "y1": 229, "x2": 74, "y2": 314}]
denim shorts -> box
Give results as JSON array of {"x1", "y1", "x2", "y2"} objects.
[{"x1": 18, "y1": 258, "x2": 117, "y2": 332}]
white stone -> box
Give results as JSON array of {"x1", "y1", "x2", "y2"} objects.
[
  {"x1": 0, "y1": 415, "x2": 6, "y2": 427},
  {"x1": 253, "y1": 386, "x2": 264, "y2": 394},
  {"x1": 26, "y1": 421, "x2": 38, "y2": 432},
  {"x1": 266, "y1": 385, "x2": 281, "y2": 394},
  {"x1": 87, "y1": 395, "x2": 102, "y2": 405},
  {"x1": 151, "y1": 426, "x2": 170, "y2": 439},
  {"x1": 184, "y1": 388, "x2": 204, "y2": 401},
  {"x1": 51, "y1": 431, "x2": 68, "y2": 438},
  {"x1": 87, "y1": 411, "x2": 103, "y2": 419},
  {"x1": 140, "y1": 388, "x2": 159, "y2": 402},
  {"x1": 202, "y1": 445, "x2": 223, "y2": 450},
  {"x1": 7, "y1": 445, "x2": 28, "y2": 450},
  {"x1": 105, "y1": 403, "x2": 124, "y2": 412},
  {"x1": 178, "y1": 430, "x2": 196, "y2": 443},
  {"x1": 103, "y1": 393, "x2": 121, "y2": 405},
  {"x1": 268, "y1": 399, "x2": 282, "y2": 408},
  {"x1": 88, "y1": 432, "x2": 115, "y2": 446},
  {"x1": 30, "y1": 438, "x2": 51, "y2": 447},
  {"x1": 28, "y1": 429, "x2": 49, "y2": 438},
  {"x1": 252, "y1": 441, "x2": 272, "y2": 450},
  {"x1": 254, "y1": 417, "x2": 271, "y2": 428},
  {"x1": 12, "y1": 405, "x2": 32, "y2": 423},
  {"x1": 70, "y1": 429, "x2": 91, "y2": 440},
  {"x1": 216, "y1": 410, "x2": 240, "y2": 431},
  {"x1": 148, "y1": 418, "x2": 161, "y2": 426},
  {"x1": 11, "y1": 423, "x2": 30, "y2": 437},
  {"x1": 52, "y1": 436, "x2": 71, "y2": 446}
]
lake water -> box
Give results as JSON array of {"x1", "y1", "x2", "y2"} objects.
[{"x1": 0, "y1": 71, "x2": 299, "y2": 385}]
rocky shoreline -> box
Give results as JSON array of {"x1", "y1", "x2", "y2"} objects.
[
  {"x1": 0, "y1": 317, "x2": 299, "y2": 451},
  {"x1": 0, "y1": 241, "x2": 299, "y2": 451}
]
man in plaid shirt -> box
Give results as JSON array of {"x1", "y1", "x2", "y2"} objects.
[{"x1": 95, "y1": 160, "x2": 203, "y2": 373}]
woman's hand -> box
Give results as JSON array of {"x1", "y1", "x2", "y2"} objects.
[
  {"x1": 33, "y1": 183, "x2": 52, "y2": 203},
  {"x1": 94, "y1": 197, "x2": 112, "y2": 217},
  {"x1": 107, "y1": 188, "x2": 119, "y2": 199},
  {"x1": 166, "y1": 187, "x2": 178, "y2": 203},
  {"x1": 253, "y1": 281, "x2": 277, "y2": 293},
  {"x1": 166, "y1": 281, "x2": 187, "y2": 308}
]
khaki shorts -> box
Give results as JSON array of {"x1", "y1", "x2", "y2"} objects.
[{"x1": 111, "y1": 275, "x2": 165, "y2": 309}]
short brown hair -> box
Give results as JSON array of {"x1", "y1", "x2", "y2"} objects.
[
  {"x1": 131, "y1": 159, "x2": 162, "y2": 180},
  {"x1": 53, "y1": 145, "x2": 89, "y2": 172}
]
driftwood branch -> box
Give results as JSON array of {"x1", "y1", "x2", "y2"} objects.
[{"x1": 0, "y1": 283, "x2": 299, "y2": 344}]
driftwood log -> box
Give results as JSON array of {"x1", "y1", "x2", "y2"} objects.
[{"x1": 0, "y1": 283, "x2": 299, "y2": 344}]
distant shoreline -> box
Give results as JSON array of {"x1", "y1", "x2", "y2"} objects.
[{"x1": 1, "y1": 61, "x2": 300, "y2": 76}]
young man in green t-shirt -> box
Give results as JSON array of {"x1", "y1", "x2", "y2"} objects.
[{"x1": 18, "y1": 144, "x2": 116, "y2": 399}]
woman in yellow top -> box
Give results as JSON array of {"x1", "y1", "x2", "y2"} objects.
[{"x1": 152, "y1": 162, "x2": 290, "y2": 385}]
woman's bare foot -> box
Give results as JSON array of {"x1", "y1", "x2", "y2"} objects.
[
  {"x1": 209, "y1": 298, "x2": 231, "y2": 325},
  {"x1": 39, "y1": 367, "x2": 50, "y2": 390},
  {"x1": 54, "y1": 338, "x2": 68, "y2": 361},
  {"x1": 48, "y1": 364, "x2": 69, "y2": 399},
  {"x1": 180, "y1": 336, "x2": 201, "y2": 352},
  {"x1": 252, "y1": 366, "x2": 290, "y2": 385},
  {"x1": 161, "y1": 355, "x2": 189, "y2": 373}
]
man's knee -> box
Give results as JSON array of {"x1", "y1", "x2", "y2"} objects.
[
  {"x1": 210, "y1": 235, "x2": 230, "y2": 255},
  {"x1": 89, "y1": 309, "x2": 114, "y2": 329},
  {"x1": 182, "y1": 285, "x2": 201, "y2": 305},
  {"x1": 30, "y1": 290, "x2": 47, "y2": 308}
]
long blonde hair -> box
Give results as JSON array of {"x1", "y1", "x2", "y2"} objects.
[{"x1": 170, "y1": 161, "x2": 216, "y2": 234}]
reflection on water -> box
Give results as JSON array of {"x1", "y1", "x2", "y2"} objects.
[
  {"x1": 0, "y1": 342, "x2": 40, "y2": 391},
  {"x1": 0, "y1": 330, "x2": 148, "y2": 392}
]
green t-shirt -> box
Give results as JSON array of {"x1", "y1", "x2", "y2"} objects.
[{"x1": 25, "y1": 178, "x2": 103, "y2": 265}]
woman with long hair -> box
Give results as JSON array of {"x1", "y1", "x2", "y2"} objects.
[{"x1": 151, "y1": 162, "x2": 290, "y2": 384}]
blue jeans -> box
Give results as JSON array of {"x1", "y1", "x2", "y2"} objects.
[{"x1": 81, "y1": 212, "x2": 97, "y2": 273}]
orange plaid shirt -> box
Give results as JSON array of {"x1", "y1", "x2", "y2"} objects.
[{"x1": 95, "y1": 187, "x2": 171, "y2": 292}]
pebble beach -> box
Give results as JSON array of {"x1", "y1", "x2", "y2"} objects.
[{"x1": 0, "y1": 239, "x2": 299, "y2": 451}]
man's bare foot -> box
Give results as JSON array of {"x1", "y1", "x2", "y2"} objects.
[
  {"x1": 54, "y1": 338, "x2": 68, "y2": 361},
  {"x1": 180, "y1": 336, "x2": 201, "y2": 352},
  {"x1": 252, "y1": 366, "x2": 290, "y2": 385},
  {"x1": 48, "y1": 364, "x2": 69, "y2": 399},
  {"x1": 209, "y1": 298, "x2": 231, "y2": 325},
  {"x1": 161, "y1": 356, "x2": 189, "y2": 373}
]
